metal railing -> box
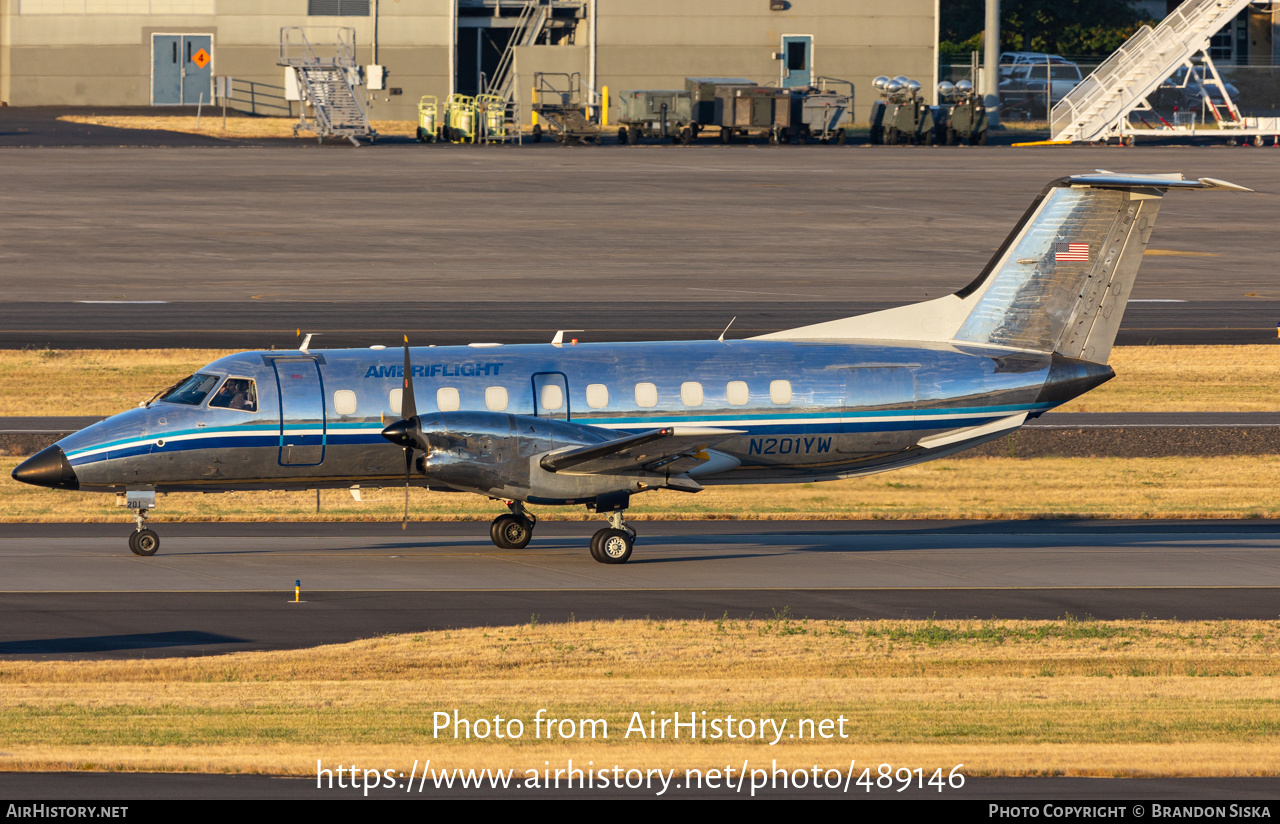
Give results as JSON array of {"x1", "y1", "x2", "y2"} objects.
[
  {"x1": 279, "y1": 26, "x2": 358, "y2": 68},
  {"x1": 220, "y1": 78, "x2": 293, "y2": 116},
  {"x1": 1050, "y1": 0, "x2": 1254, "y2": 141}
]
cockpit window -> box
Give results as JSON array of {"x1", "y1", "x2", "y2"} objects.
[
  {"x1": 157, "y1": 373, "x2": 221, "y2": 406},
  {"x1": 208, "y1": 378, "x2": 258, "y2": 412}
]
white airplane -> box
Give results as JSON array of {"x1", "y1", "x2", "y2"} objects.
[{"x1": 12, "y1": 172, "x2": 1248, "y2": 563}]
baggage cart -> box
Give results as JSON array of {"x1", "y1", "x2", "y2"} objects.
[
  {"x1": 794, "y1": 78, "x2": 854, "y2": 143},
  {"x1": 530, "y1": 72, "x2": 600, "y2": 144},
  {"x1": 615, "y1": 89, "x2": 695, "y2": 145},
  {"x1": 685, "y1": 77, "x2": 755, "y2": 127},
  {"x1": 714, "y1": 85, "x2": 792, "y2": 144}
]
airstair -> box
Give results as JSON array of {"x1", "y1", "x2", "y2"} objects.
[
  {"x1": 279, "y1": 27, "x2": 376, "y2": 146},
  {"x1": 483, "y1": 1, "x2": 553, "y2": 103},
  {"x1": 1050, "y1": 0, "x2": 1276, "y2": 143}
]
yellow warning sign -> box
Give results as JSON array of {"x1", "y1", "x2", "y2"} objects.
[{"x1": 192, "y1": 48, "x2": 210, "y2": 69}]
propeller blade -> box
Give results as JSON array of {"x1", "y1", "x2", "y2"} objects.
[
  {"x1": 403, "y1": 445, "x2": 412, "y2": 530},
  {"x1": 401, "y1": 334, "x2": 417, "y2": 421},
  {"x1": 398, "y1": 336, "x2": 419, "y2": 531}
]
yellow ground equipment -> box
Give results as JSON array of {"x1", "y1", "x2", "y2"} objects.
[
  {"x1": 417, "y1": 95, "x2": 439, "y2": 143},
  {"x1": 445, "y1": 94, "x2": 476, "y2": 143},
  {"x1": 475, "y1": 93, "x2": 512, "y2": 143}
]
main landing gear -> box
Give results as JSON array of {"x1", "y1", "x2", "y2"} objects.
[
  {"x1": 491, "y1": 501, "x2": 536, "y2": 549},
  {"x1": 590, "y1": 511, "x2": 635, "y2": 565},
  {"x1": 487, "y1": 502, "x2": 639, "y2": 563},
  {"x1": 128, "y1": 507, "x2": 160, "y2": 556}
]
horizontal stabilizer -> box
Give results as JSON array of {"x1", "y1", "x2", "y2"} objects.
[{"x1": 540, "y1": 426, "x2": 743, "y2": 475}]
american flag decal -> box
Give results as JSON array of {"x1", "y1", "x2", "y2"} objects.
[{"x1": 1055, "y1": 242, "x2": 1089, "y2": 262}]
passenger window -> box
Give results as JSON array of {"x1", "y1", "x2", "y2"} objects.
[
  {"x1": 208, "y1": 378, "x2": 258, "y2": 412},
  {"x1": 770, "y1": 380, "x2": 792, "y2": 405},
  {"x1": 586, "y1": 384, "x2": 609, "y2": 409},
  {"x1": 727, "y1": 381, "x2": 749, "y2": 406},
  {"x1": 680, "y1": 381, "x2": 703, "y2": 407},
  {"x1": 331, "y1": 389, "x2": 357, "y2": 416},
  {"x1": 486, "y1": 386, "x2": 508, "y2": 411},
  {"x1": 635, "y1": 382, "x2": 658, "y2": 408},
  {"x1": 437, "y1": 387, "x2": 460, "y2": 412},
  {"x1": 540, "y1": 384, "x2": 564, "y2": 411},
  {"x1": 389, "y1": 388, "x2": 403, "y2": 415}
]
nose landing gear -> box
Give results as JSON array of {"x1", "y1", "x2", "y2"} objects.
[
  {"x1": 127, "y1": 506, "x2": 160, "y2": 556},
  {"x1": 123, "y1": 489, "x2": 159, "y2": 556}
]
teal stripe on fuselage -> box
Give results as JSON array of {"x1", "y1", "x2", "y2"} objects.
[{"x1": 61, "y1": 401, "x2": 1052, "y2": 468}]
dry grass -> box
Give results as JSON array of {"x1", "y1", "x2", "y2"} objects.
[
  {"x1": 0, "y1": 348, "x2": 226, "y2": 418},
  {"x1": 5, "y1": 454, "x2": 1280, "y2": 522},
  {"x1": 58, "y1": 115, "x2": 417, "y2": 140},
  {"x1": 0, "y1": 345, "x2": 1275, "y2": 419},
  {"x1": 1055, "y1": 345, "x2": 1280, "y2": 413},
  {"x1": 1, "y1": 618, "x2": 1278, "y2": 776}
]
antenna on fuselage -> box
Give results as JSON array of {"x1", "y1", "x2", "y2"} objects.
[
  {"x1": 551, "y1": 330, "x2": 583, "y2": 347},
  {"x1": 717, "y1": 317, "x2": 737, "y2": 342},
  {"x1": 297, "y1": 329, "x2": 317, "y2": 352}
]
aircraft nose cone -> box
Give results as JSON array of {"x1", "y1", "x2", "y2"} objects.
[{"x1": 12, "y1": 445, "x2": 79, "y2": 490}]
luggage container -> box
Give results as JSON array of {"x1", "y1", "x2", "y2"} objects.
[
  {"x1": 794, "y1": 78, "x2": 854, "y2": 143},
  {"x1": 714, "y1": 85, "x2": 792, "y2": 144},
  {"x1": 685, "y1": 77, "x2": 755, "y2": 127},
  {"x1": 615, "y1": 89, "x2": 695, "y2": 145}
]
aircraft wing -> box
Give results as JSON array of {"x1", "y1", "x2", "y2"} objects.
[{"x1": 540, "y1": 426, "x2": 744, "y2": 475}]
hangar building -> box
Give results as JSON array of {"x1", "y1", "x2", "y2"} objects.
[{"x1": 0, "y1": 0, "x2": 939, "y2": 122}]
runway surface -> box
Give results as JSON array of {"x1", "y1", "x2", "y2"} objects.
[
  {"x1": 2, "y1": 520, "x2": 1277, "y2": 659},
  {"x1": 1, "y1": 147, "x2": 1276, "y2": 331},
  {"x1": 3, "y1": 298, "x2": 1276, "y2": 349}
]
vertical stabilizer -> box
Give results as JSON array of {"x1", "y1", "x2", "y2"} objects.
[{"x1": 756, "y1": 173, "x2": 1249, "y2": 363}]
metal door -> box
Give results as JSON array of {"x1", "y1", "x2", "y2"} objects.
[
  {"x1": 152, "y1": 35, "x2": 182, "y2": 105},
  {"x1": 839, "y1": 367, "x2": 917, "y2": 453},
  {"x1": 780, "y1": 35, "x2": 813, "y2": 89},
  {"x1": 181, "y1": 35, "x2": 213, "y2": 104},
  {"x1": 531, "y1": 372, "x2": 570, "y2": 422},
  {"x1": 274, "y1": 359, "x2": 327, "y2": 466},
  {"x1": 152, "y1": 35, "x2": 212, "y2": 106}
]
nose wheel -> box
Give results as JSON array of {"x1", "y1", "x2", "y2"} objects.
[
  {"x1": 128, "y1": 507, "x2": 160, "y2": 556},
  {"x1": 590, "y1": 511, "x2": 635, "y2": 564},
  {"x1": 129, "y1": 528, "x2": 160, "y2": 556}
]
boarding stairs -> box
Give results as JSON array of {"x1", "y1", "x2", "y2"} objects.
[
  {"x1": 1049, "y1": 0, "x2": 1262, "y2": 143},
  {"x1": 484, "y1": 0, "x2": 553, "y2": 104},
  {"x1": 279, "y1": 27, "x2": 376, "y2": 146}
]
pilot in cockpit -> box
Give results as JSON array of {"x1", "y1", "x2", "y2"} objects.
[{"x1": 210, "y1": 378, "x2": 257, "y2": 412}]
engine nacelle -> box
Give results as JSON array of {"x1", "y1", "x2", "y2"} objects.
[{"x1": 411, "y1": 411, "x2": 666, "y2": 506}]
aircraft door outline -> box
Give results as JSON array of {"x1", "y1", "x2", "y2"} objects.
[{"x1": 273, "y1": 358, "x2": 327, "y2": 466}]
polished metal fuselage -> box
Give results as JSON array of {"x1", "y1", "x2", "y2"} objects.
[{"x1": 54, "y1": 338, "x2": 1101, "y2": 502}]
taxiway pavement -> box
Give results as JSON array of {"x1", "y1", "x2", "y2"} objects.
[{"x1": 2, "y1": 521, "x2": 1277, "y2": 659}]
